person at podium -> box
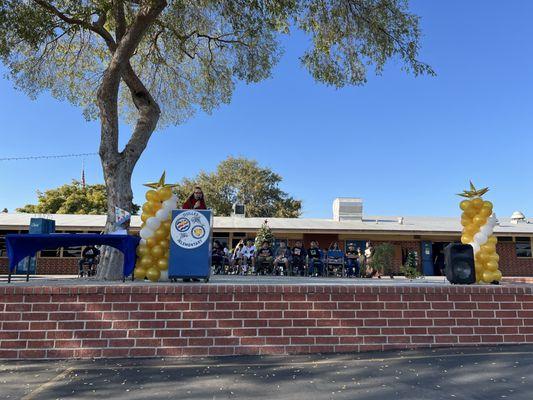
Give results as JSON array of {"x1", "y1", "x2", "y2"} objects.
[{"x1": 182, "y1": 186, "x2": 207, "y2": 209}]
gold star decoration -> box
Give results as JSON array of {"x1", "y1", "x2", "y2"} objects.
[
  {"x1": 143, "y1": 171, "x2": 178, "y2": 189},
  {"x1": 457, "y1": 181, "x2": 489, "y2": 198}
]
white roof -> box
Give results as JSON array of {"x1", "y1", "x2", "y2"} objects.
[{"x1": 1, "y1": 213, "x2": 532, "y2": 236}]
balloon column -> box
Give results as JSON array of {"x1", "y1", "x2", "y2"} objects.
[
  {"x1": 458, "y1": 182, "x2": 502, "y2": 283},
  {"x1": 134, "y1": 172, "x2": 178, "y2": 282}
]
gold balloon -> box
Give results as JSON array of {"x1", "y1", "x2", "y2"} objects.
[
  {"x1": 489, "y1": 253, "x2": 500, "y2": 263},
  {"x1": 482, "y1": 201, "x2": 493, "y2": 211},
  {"x1": 482, "y1": 270, "x2": 495, "y2": 283},
  {"x1": 461, "y1": 217, "x2": 472, "y2": 227},
  {"x1": 161, "y1": 220, "x2": 171, "y2": 231},
  {"x1": 461, "y1": 234, "x2": 473, "y2": 244},
  {"x1": 154, "y1": 227, "x2": 167, "y2": 239},
  {"x1": 158, "y1": 187, "x2": 173, "y2": 201},
  {"x1": 478, "y1": 251, "x2": 491, "y2": 263},
  {"x1": 146, "y1": 190, "x2": 160, "y2": 202},
  {"x1": 136, "y1": 244, "x2": 149, "y2": 257},
  {"x1": 486, "y1": 261, "x2": 498, "y2": 271},
  {"x1": 473, "y1": 215, "x2": 487, "y2": 227},
  {"x1": 486, "y1": 236, "x2": 498, "y2": 246},
  {"x1": 151, "y1": 245, "x2": 164, "y2": 258},
  {"x1": 493, "y1": 270, "x2": 502, "y2": 281},
  {"x1": 463, "y1": 208, "x2": 476, "y2": 218},
  {"x1": 478, "y1": 207, "x2": 491, "y2": 218},
  {"x1": 464, "y1": 225, "x2": 477, "y2": 236},
  {"x1": 146, "y1": 237, "x2": 158, "y2": 248},
  {"x1": 159, "y1": 239, "x2": 170, "y2": 250},
  {"x1": 471, "y1": 198, "x2": 483, "y2": 209},
  {"x1": 134, "y1": 267, "x2": 147, "y2": 280},
  {"x1": 140, "y1": 255, "x2": 154, "y2": 268},
  {"x1": 142, "y1": 203, "x2": 153, "y2": 213},
  {"x1": 146, "y1": 267, "x2": 161, "y2": 282},
  {"x1": 157, "y1": 258, "x2": 168, "y2": 271},
  {"x1": 141, "y1": 213, "x2": 151, "y2": 223},
  {"x1": 459, "y1": 200, "x2": 470, "y2": 211},
  {"x1": 474, "y1": 262, "x2": 484, "y2": 273},
  {"x1": 148, "y1": 200, "x2": 162, "y2": 212}
]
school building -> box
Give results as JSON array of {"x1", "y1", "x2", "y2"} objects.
[{"x1": 1, "y1": 198, "x2": 532, "y2": 276}]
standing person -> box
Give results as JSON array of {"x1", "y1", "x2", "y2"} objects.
[
  {"x1": 357, "y1": 247, "x2": 365, "y2": 278},
  {"x1": 365, "y1": 241, "x2": 379, "y2": 278},
  {"x1": 232, "y1": 240, "x2": 245, "y2": 274},
  {"x1": 241, "y1": 239, "x2": 256, "y2": 273},
  {"x1": 345, "y1": 243, "x2": 358, "y2": 278},
  {"x1": 274, "y1": 242, "x2": 291, "y2": 276},
  {"x1": 291, "y1": 240, "x2": 306, "y2": 276},
  {"x1": 182, "y1": 186, "x2": 207, "y2": 209},
  {"x1": 212, "y1": 240, "x2": 225, "y2": 274},
  {"x1": 254, "y1": 241, "x2": 274, "y2": 275},
  {"x1": 307, "y1": 241, "x2": 323, "y2": 277}
]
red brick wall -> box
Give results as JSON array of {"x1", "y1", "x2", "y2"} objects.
[
  {"x1": 0, "y1": 257, "x2": 78, "y2": 275},
  {"x1": 1, "y1": 284, "x2": 532, "y2": 360},
  {"x1": 497, "y1": 243, "x2": 533, "y2": 276}
]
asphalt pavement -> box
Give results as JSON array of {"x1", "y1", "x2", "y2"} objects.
[{"x1": 1, "y1": 345, "x2": 532, "y2": 400}]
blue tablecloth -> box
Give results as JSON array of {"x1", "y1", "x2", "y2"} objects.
[{"x1": 5, "y1": 234, "x2": 140, "y2": 278}]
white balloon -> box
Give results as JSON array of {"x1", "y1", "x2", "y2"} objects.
[
  {"x1": 470, "y1": 242, "x2": 480, "y2": 254},
  {"x1": 155, "y1": 208, "x2": 168, "y2": 220},
  {"x1": 140, "y1": 239, "x2": 146, "y2": 245},
  {"x1": 139, "y1": 227, "x2": 154, "y2": 239},
  {"x1": 480, "y1": 224, "x2": 492, "y2": 236},
  {"x1": 146, "y1": 217, "x2": 161, "y2": 231},
  {"x1": 474, "y1": 232, "x2": 488, "y2": 245}
]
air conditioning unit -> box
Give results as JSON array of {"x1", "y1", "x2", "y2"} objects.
[
  {"x1": 232, "y1": 203, "x2": 246, "y2": 218},
  {"x1": 333, "y1": 198, "x2": 363, "y2": 221}
]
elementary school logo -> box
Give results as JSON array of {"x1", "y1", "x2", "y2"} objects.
[{"x1": 171, "y1": 210, "x2": 209, "y2": 249}]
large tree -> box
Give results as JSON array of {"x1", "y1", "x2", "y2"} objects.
[
  {"x1": 176, "y1": 157, "x2": 301, "y2": 218},
  {"x1": 0, "y1": 0, "x2": 433, "y2": 279},
  {"x1": 17, "y1": 180, "x2": 140, "y2": 215}
]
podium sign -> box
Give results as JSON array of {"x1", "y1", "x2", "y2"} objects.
[{"x1": 168, "y1": 209, "x2": 212, "y2": 282}]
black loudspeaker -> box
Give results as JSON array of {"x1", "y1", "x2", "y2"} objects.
[{"x1": 444, "y1": 243, "x2": 476, "y2": 284}]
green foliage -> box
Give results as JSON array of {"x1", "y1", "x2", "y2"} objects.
[
  {"x1": 400, "y1": 250, "x2": 421, "y2": 279},
  {"x1": 372, "y1": 243, "x2": 395, "y2": 274},
  {"x1": 254, "y1": 220, "x2": 275, "y2": 249},
  {"x1": 0, "y1": 0, "x2": 434, "y2": 126},
  {"x1": 16, "y1": 180, "x2": 140, "y2": 215},
  {"x1": 174, "y1": 157, "x2": 302, "y2": 218}
]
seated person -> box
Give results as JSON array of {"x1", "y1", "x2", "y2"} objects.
[
  {"x1": 291, "y1": 241, "x2": 306, "y2": 276},
  {"x1": 253, "y1": 240, "x2": 274, "y2": 275},
  {"x1": 345, "y1": 243, "x2": 359, "y2": 277},
  {"x1": 274, "y1": 242, "x2": 291, "y2": 276},
  {"x1": 212, "y1": 240, "x2": 225, "y2": 274},
  {"x1": 231, "y1": 240, "x2": 245, "y2": 274},
  {"x1": 240, "y1": 239, "x2": 256, "y2": 272},
  {"x1": 326, "y1": 241, "x2": 344, "y2": 276},
  {"x1": 307, "y1": 241, "x2": 323, "y2": 277},
  {"x1": 79, "y1": 245, "x2": 100, "y2": 277}
]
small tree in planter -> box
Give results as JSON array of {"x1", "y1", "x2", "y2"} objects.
[
  {"x1": 372, "y1": 243, "x2": 395, "y2": 278},
  {"x1": 254, "y1": 220, "x2": 275, "y2": 249},
  {"x1": 400, "y1": 251, "x2": 422, "y2": 279}
]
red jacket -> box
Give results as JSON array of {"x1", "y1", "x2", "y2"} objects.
[{"x1": 182, "y1": 195, "x2": 207, "y2": 210}]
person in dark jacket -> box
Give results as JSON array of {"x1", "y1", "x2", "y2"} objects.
[
  {"x1": 182, "y1": 186, "x2": 207, "y2": 209},
  {"x1": 307, "y1": 241, "x2": 323, "y2": 277},
  {"x1": 291, "y1": 241, "x2": 306, "y2": 276}
]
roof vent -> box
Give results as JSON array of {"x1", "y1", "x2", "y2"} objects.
[
  {"x1": 398, "y1": 217, "x2": 404, "y2": 225},
  {"x1": 333, "y1": 198, "x2": 363, "y2": 221},
  {"x1": 510, "y1": 211, "x2": 526, "y2": 224}
]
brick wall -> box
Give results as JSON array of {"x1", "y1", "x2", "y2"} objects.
[
  {"x1": 497, "y1": 243, "x2": 533, "y2": 276},
  {"x1": 0, "y1": 257, "x2": 78, "y2": 275},
  {"x1": 1, "y1": 283, "x2": 532, "y2": 360}
]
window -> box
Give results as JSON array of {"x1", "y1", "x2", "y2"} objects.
[
  {"x1": 62, "y1": 247, "x2": 83, "y2": 258},
  {"x1": 498, "y1": 236, "x2": 513, "y2": 242},
  {"x1": 40, "y1": 248, "x2": 61, "y2": 257},
  {"x1": 516, "y1": 238, "x2": 532, "y2": 258}
]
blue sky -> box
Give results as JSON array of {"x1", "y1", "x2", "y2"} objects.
[{"x1": 1, "y1": 0, "x2": 532, "y2": 219}]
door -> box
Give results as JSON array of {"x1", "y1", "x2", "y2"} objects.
[{"x1": 421, "y1": 241, "x2": 434, "y2": 276}]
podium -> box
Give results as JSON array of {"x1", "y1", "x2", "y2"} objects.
[{"x1": 168, "y1": 209, "x2": 212, "y2": 282}]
